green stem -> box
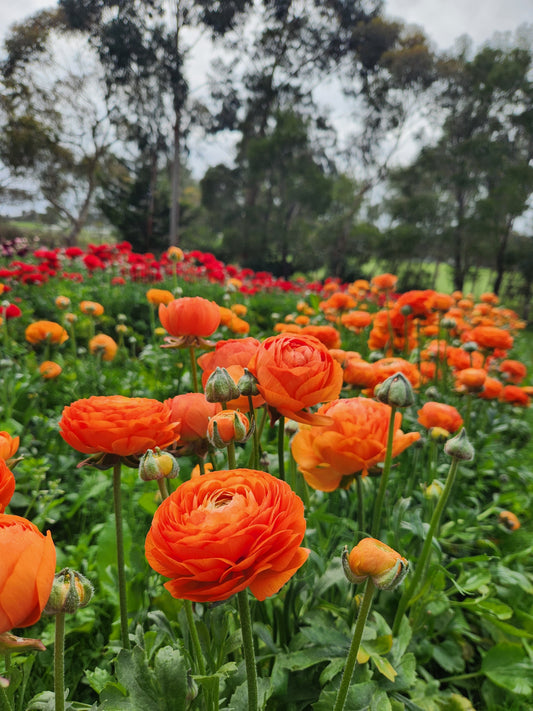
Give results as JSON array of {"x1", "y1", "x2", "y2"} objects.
[
  {"x1": 277, "y1": 416, "x2": 285, "y2": 481},
  {"x1": 248, "y1": 396, "x2": 259, "y2": 470},
  {"x1": 0, "y1": 685, "x2": 12, "y2": 711},
  {"x1": 227, "y1": 442, "x2": 236, "y2": 469},
  {"x1": 189, "y1": 346, "x2": 199, "y2": 393},
  {"x1": 113, "y1": 461, "x2": 130, "y2": 650},
  {"x1": 237, "y1": 590, "x2": 258, "y2": 711},
  {"x1": 157, "y1": 478, "x2": 170, "y2": 500},
  {"x1": 370, "y1": 405, "x2": 397, "y2": 537},
  {"x1": 392, "y1": 456, "x2": 460, "y2": 636},
  {"x1": 54, "y1": 613, "x2": 66, "y2": 711},
  {"x1": 355, "y1": 474, "x2": 365, "y2": 535},
  {"x1": 333, "y1": 578, "x2": 376, "y2": 711},
  {"x1": 184, "y1": 600, "x2": 206, "y2": 676}
]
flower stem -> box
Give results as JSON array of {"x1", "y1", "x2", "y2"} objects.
[
  {"x1": 189, "y1": 346, "x2": 199, "y2": 393},
  {"x1": 0, "y1": 685, "x2": 12, "y2": 711},
  {"x1": 392, "y1": 455, "x2": 460, "y2": 636},
  {"x1": 113, "y1": 461, "x2": 130, "y2": 650},
  {"x1": 333, "y1": 578, "x2": 375, "y2": 711},
  {"x1": 54, "y1": 612, "x2": 66, "y2": 711},
  {"x1": 370, "y1": 405, "x2": 397, "y2": 537},
  {"x1": 237, "y1": 590, "x2": 258, "y2": 711},
  {"x1": 184, "y1": 600, "x2": 206, "y2": 676},
  {"x1": 277, "y1": 416, "x2": 285, "y2": 481},
  {"x1": 227, "y1": 442, "x2": 237, "y2": 469},
  {"x1": 355, "y1": 474, "x2": 365, "y2": 535}
]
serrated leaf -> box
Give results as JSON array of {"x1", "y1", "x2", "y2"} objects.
[{"x1": 154, "y1": 646, "x2": 187, "y2": 711}]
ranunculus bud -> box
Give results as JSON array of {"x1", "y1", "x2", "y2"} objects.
[
  {"x1": 430, "y1": 426, "x2": 450, "y2": 442},
  {"x1": 167, "y1": 246, "x2": 184, "y2": 262},
  {"x1": 44, "y1": 568, "x2": 93, "y2": 615},
  {"x1": 499, "y1": 510, "x2": 520, "y2": 531},
  {"x1": 375, "y1": 372, "x2": 415, "y2": 408},
  {"x1": 342, "y1": 538, "x2": 409, "y2": 591},
  {"x1": 139, "y1": 448, "x2": 180, "y2": 481},
  {"x1": 462, "y1": 341, "x2": 478, "y2": 353},
  {"x1": 424, "y1": 479, "x2": 444, "y2": 499},
  {"x1": 237, "y1": 368, "x2": 260, "y2": 397},
  {"x1": 205, "y1": 367, "x2": 240, "y2": 404},
  {"x1": 444, "y1": 428, "x2": 475, "y2": 461},
  {"x1": 207, "y1": 410, "x2": 251, "y2": 449}
]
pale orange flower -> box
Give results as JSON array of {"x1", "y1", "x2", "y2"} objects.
[
  {"x1": 39, "y1": 361, "x2": 62, "y2": 379},
  {"x1": 89, "y1": 334, "x2": 118, "y2": 361},
  {"x1": 80, "y1": 301, "x2": 104, "y2": 317},
  {"x1": 25, "y1": 321, "x2": 68, "y2": 346}
]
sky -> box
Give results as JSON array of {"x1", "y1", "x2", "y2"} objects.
[{"x1": 2, "y1": 0, "x2": 533, "y2": 51}]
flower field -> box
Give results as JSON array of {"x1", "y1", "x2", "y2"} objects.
[{"x1": 0, "y1": 240, "x2": 532, "y2": 710}]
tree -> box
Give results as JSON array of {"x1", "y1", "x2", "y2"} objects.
[{"x1": 0, "y1": 10, "x2": 119, "y2": 244}]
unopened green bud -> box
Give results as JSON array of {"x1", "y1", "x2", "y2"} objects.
[
  {"x1": 205, "y1": 367, "x2": 240, "y2": 403},
  {"x1": 375, "y1": 372, "x2": 415, "y2": 407},
  {"x1": 441, "y1": 317, "x2": 456, "y2": 330},
  {"x1": 424, "y1": 479, "x2": 444, "y2": 499},
  {"x1": 462, "y1": 341, "x2": 478, "y2": 353},
  {"x1": 238, "y1": 368, "x2": 259, "y2": 397},
  {"x1": 139, "y1": 448, "x2": 180, "y2": 481},
  {"x1": 207, "y1": 410, "x2": 251, "y2": 448},
  {"x1": 444, "y1": 428, "x2": 475, "y2": 461},
  {"x1": 44, "y1": 568, "x2": 93, "y2": 615}
]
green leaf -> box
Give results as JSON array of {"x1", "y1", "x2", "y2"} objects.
[
  {"x1": 84, "y1": 667, "x2": 115, "y2": 694},
  {"x1": 227, "y1": 677, "x2": 271, "y2": 710},
  {"x1": 482, "y1": 643, "x2": 533, "y2": 695},
  {"x1": 314, "y1": 681, "x2": 377, "y2": 710},
  {"x1": 154, "y1": 646, "x2": 187, "y2": 711},
  {"x1": 370, "y1": 688, "x2": 392, "y2": 711},
  {"x1": 432, "y1": 640, "x2": 465, "y2": 674},
  {"x1": 371, "y1": 654, "x2": 398, "y2": 682}
]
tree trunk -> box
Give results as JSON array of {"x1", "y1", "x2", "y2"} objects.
[
  {"x1": 493, "y1": 221, "x2": 513, "y2": 295},
  {"x1": 169, "y1": 105, "x2": 181, "y2": 247}
]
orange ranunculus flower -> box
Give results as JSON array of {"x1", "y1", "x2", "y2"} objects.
[
  {"x1": 207, "y1": 410, "x2": 250, "y2": 448},
  {"x1": 231, "y1": 303, "x2": 247, "y2": 317},
  {"x1": 469, "y1": 326, "x2": 513, "y2": 352},
  {"x1": 498, "y1": 359, "x2": 527, "y2": 384},
  {"x1": 198, "y1": 338, "x2": 264, "y2": 411},
  {"x1": 417, "y1": 402, "x2": 463, "y2": 434},
  {"x1": 300, "y1": 325, "x2": 341, "y2": 350},
  {"x1": 55, "y1": 295, "x2": 71, "y2": 310},
  {"x1": 89, "y1": 334, "x2": 118, "y2": 361},
  {"x1": 165, "y1": 393, "x2": 221, "y2": 454},
  {"x1": 0, "y1": 514, "x2": 56, "y2": 634},
  {"x1": 247, "y1": 333, "x2": 343, "y2": 425},
  {"x1": 319, "y1": 292, "x2": 357, "y2": 314},
  {"x1": 343, "y1": 357, "x2": 377, "y2": 389},
  {"x1": 59, "y1": 396, "x2": 180, "y2": 458},
  {"x1": 145, "y1": 468, "x2": 309, "y2": 602},
  {"x1": 159, "y1": 297, "x2": 221, "y2": 345},
  {"x1": 499, "y1": 510, "x2": 520, "y2": 531},
  {"x1": 227, "y1": 315, "x2": 250, "y2": 335},
  {"x1": 371, "y1": 273, "x2": 398, "y2": 291},
  {"x1": 455, "y1": 368, "x2": 487, "y2": 392},
  {"x1": 430, "y1": 292, "x2": 455, "y2": 312},
  {"x1": 25, "y1": 321, "x2": 68, "y2": 346},
  {"x1": 291, "y1": 397, "x2": 420, "y2": 491},
  {"x1": 0, "y1": 460, "x2": 15, "y2": 513},
  {"x1": 218, "y1": 306, "x2": 234, "y2": 327},
  {"x1": 0, "y1": 433, "x2": 19, "y2": 461},
  {"x1": 146, "y1": 288, "x2": 175, "y2": 306},
  {"x1": 340, "y1": 310, "x2": 372, "y2": 332},
  {"x1": 80, "y1": 301, "x2": 104, "y2": 317},
  {"x1": 395, "y1": 289, "x2": 436, "y2": 318},
  {"x1": 39, "y1": 361, "x2": 62, "y2": 379},
  {"x1": 478, "y1": 376, "x2": 504, "y2": 400},
  {"x1": 166, "y1": 246, "x2": 184, "y2": 262},
  {"x1": 500, "y1": 385, "x2": 530, "y2": 407},
  {"x1": 369, "y1": 357, "x2": 420, "y2": 396},
  {"x1": 343, "y1": 537, "x2": 408, "y2": 590}
]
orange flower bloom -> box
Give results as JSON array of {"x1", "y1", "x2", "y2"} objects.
[
  {"x1": 247, "y1": 333, "x2": 343, "y2": 425},
  {"x1": 417, "y1": 402, "x2": 463, "y2": 434},
  {"x1": 343, "y1": 358, "x2": 377, "y2": 389},
  {"x1": 469, "y1": 326, "x2": 513, "y2": 352},
  {"x1": 166, "y1": 246, "x2": 184, "y2": 262},
  {"x1": 455, "y1": 368, "x2": 487, "y2": 392},
  {"x1": 478, "y1": 376, "x2": 504, "y2": 400},
  {"x1": 145, "y1": 468, "x2": 309, "y2": 602},
  {"x1": 369, "y1": 357, "x2": 420, "y2": 396},
  {"x1": 55, "y1": 295, "x2": 71, "y2": 310},
  {"x1": 231, "y1": 303, "x2": 247, "y2": 317},
  {"x1": 165, "y1": 393, "x2": 221, "y2": 452},
  {"x1": 498, "y1": 359, "x2": 527, "y2": 384},
  {"x1": 499, "y1": 511, "x2": 520, "y2": 531},
  {"x1": 198, "y1": 338, "x2": 264, "y2": 411},
  {"x1": 89, "y1": 334, "x2": 118, "y2": 361},
  {"x1": 0, "y1": 433, "x2": 19, "y2": 461},
  {"x1": 300, "y1": 325, "x2": 341, "y2": 349},
  {"x1": 146, "y1": 289, "x2": 175, "y2": 306},
  {"x1": 80, "y1": 301, "x2": 104, "y2": 317},
  {"x1": 159, "y1": 297, "x2": 221, "y2": 343},
  {"x1": 226, "y1": 315, "x2": 250, "y2": 335},
  {"x1": 319, "y1": 292, "x2": 357, "y2": 313},
  {"x1": 25, "y1": 321, "x2": 68, "y2": 346},
  {"x1": 343, "y1": 537, "x2": 408, "y2": 590},
  {"x1": 371, "y1": 273, "x2": 398, "y2": 291},
  {"x1": 39, "y1": 361, "x2": 62, "y2": 379},
  {"x1": 341, "y1": 310, "x2": 372, "y2": 332},
  {"x1": 430, "y1": 292, "x2": 454, "y2": 312},
  {"x1": 291, "y1": 397, "x2": 420, "y2": 491},
  {"x1": 207, "y1": 410, "x2": 250, "y2": 448},
  {"x1": 0, "y1": 514, "x2": 56, "y2": 634},
  {"x1": 0, "y1": 460, "x2": 15, "y2": 513},
  {"x1": 395, "y1": 289, "x2": 435, "y2": 318},
  {"x1": 500, "y1": 385, "x2": 530, "y2": 407},
  {"x1": 59, "y1": 396, "x2": 180, "y2": 458}
]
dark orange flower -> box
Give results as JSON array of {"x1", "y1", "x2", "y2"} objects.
[
  {"x1": 291, "y1": 397, "x2": 420, "y2": 491},
  {"x1": 145, "y1": 468, "x2": 309, "y2": 602},
  {"x1": 80, "y1": 301, "x2": 104, "y2": 317},
  {"x1": 499, "y1": 511, "x2": 520, "y2": 531},
  {"x1": 25, "y1": 321, "x2": 68, "y2": 346},
  {"x1": 498, "y1": 359, "x2": 527, "y2": 384},
  {"x1": 340, "y1": 311, "x2": 372, "y2": 332},
  {"x1": 395, "y1": 289, "x2": 436, "y2": 318},
  {"x1": 500, "y1": 385, "x2": 530, "y2": 407},
  {"x1": 39, "y1": 361, "x2": 62, "y2": 379},
  {"x1": 343, "y1": 537, "x2": 408, "y2": 590},
  {"x1": 0, "y1": 460, "x2": 15, "y2": 513},
  {"x1": 300, "y1": 325, "x2": 341, "y2": 349},
  {"x1": 59, "y1": 396, "x2": 180, "y2": 458},
  {"x1": 319, "y1": 292, "x2": 357, "y2": 313},
  {"x1": 371, "y1": 273, "x2": 398, "y2": 291},
  {"x1": 343, "y1": 358, "x2": 377, "y2": 389},
  {"x1": 0, "y1": 433, "x2": 19, "y2": 461},
  {"x1": 430, "y1": 292, "x2": 455, "y2": 312},
  {"x1": 455, "y1": 368, "x2": 487, "y2": 392},
  {"x1": 247, "y1": 333, "x2": 343, "y2": 425},
  {"x1": 0, "y1": 514, "x2": 56, "y2": 634},
  {"x1": 469, "y1": 326, "x2": 513, "y2": 352},
  {"x1": 417, "y1": 402, "x2": 463, "y2": 434},
  {"x1": 89, "y1": 334, "x2": 118, "y2": 361},
  {"x1": 369, "y1": 357, "x2": 420, "y2": 396},
  {"x1": 146, "y1": 288, "x2": 175, "y2": 306},
  {"x1": 159, "y1": 297, "x2": 221, "y2": 346},
  {"x1": 165, "y1": 393, "x2": 221, "y2": 454},
  {"x1": 478, "y1": 377, "x2": 504, "y2": 400}
]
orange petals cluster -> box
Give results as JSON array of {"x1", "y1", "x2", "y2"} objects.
[
  {"x1": 0, "y1": 432, "x2": 19, "y2": 461},
  {"x1": 0, "y1": 514, "x2": 56, "y2": 634},
  {"x1": 417, "y1": 402, "x2": 463, "y2": 434},
  {"x1": 291, "y1": 397, "x2": 420, "y2": 491},
  {"x1": 0, "y1": 460, "x2": 15, "y2": 513},
  {"x1": 159, "y1": 297, "x2": 221, "y2": 342},
  {"x1": 165, "y1": 393, "x2": 221, "y2": 453},
  {"x1": 25, "y1": 321, "x2": 68, "y2": 345},
  {"x1": 344, "y1": 537, "x2": 408, "y2": 589},
  {"x1": 145, "y1": 468, "x2": 309, "y2": 602},
  {"x1": 498, "y1": 359, "x2": 527, "y2": 384},
  {"x1": 468, "y1": 326, "x2": 513, "y2": 352},
  {"x1": 89, "y1": 334, "x2": 118, "y2": 361},
  {"x1": 59, "y1": 396, "x2": 180, "y2": 457},
  {"x1": 247, "y1": 333, "x2": 343, "y2": 425},
  {"x1": 39, "y1": 361, "x2": 62, "y2": 379},
  {"x1": 500, "y1": 385, "x2": 530, "y2": 407},
  {"x1": 80, "y1": 301, "x2": 104, "y2": 317},
  {"x1": 146, "y1": 288, "x2": 175, "y2": 306},
  {"x1": 340, "y1": 310, "x2": 372, "y2": 332}
]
